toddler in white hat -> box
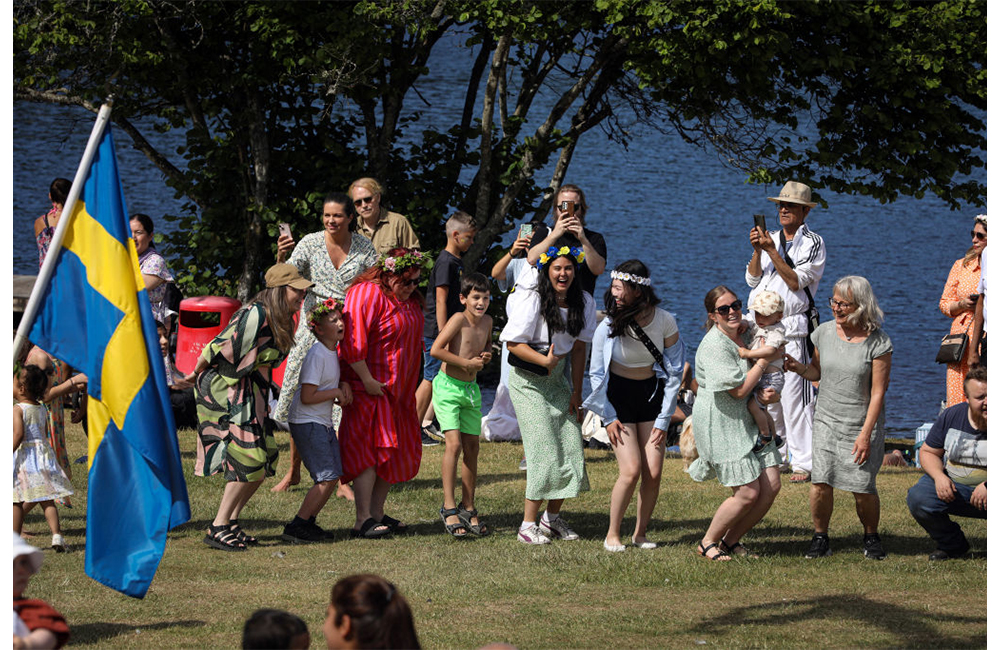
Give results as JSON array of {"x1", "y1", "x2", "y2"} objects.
[{"x1": 739, "y1": 291, "x2": 788, "y2": 452}]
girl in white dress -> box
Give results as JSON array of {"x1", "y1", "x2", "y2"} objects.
[{"x1": 14, "y1": 364, "x2": 73, "y2": 551}]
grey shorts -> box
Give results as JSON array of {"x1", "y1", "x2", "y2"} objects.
[
  {"x1": 754, "y1": 371, "x2": 785, "y2": 408},
  {"x1": 288, "y1": 421, "x2": 343, "y2": 483}
]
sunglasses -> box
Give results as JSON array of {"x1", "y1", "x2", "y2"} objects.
[
  {"x1": 353, "y1": 196, "x2": 375, "y2": 207},
  {"x1": 400, "y1": 277, "x2": 420, "y2": 287},
  {"x1": 714, "y1": 300, "x2": 742, "y2": 316},
  {"x1": 971, "y1": 230, "x2": 986, "y2": 241}
]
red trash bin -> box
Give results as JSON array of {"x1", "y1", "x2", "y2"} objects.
[{"x1": 175, "y1": 296, "x2": 242, "y2": 374}]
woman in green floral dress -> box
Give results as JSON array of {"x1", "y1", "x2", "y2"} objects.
[
  {"x1": 688, "y1": 286, "x2": 783, "y2": 560},
  {"x1": 177, "y1": 264, "x2": 312, "y2": 551}
]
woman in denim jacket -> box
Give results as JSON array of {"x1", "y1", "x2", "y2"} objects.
[{"x1": 584, "y1": 260, "x2": 684, "y2": 552}]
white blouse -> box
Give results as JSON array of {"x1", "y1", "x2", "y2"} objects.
[{"x1": 500, "y1": 266, "x2": 597, "y2": 355}]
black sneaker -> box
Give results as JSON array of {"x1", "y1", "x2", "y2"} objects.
[
  {"x1": 863, "y1": 533, "x2": 887, "y2": 560},
  {"x1": 421, "y1": 430, "x2": 441, "y2": 447},
  {"x1": 804, "y1": 533, "x2": 831, "y2": 558},
  {"x1": 282, "y1": 518, "x2": 325, "y2": 543},
  {"x1": 307, "y1": 516, "x2": 336, "y2": 539}
]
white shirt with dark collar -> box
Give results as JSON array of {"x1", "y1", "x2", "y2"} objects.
[{"x1": 745, "y1": 224, "x2": 826, "y2": 338}]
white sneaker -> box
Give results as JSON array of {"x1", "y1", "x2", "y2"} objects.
[
  {"x1": 51, "y1": 534, "x2": 65, "y2": 552},
  {"x1": 540, "y1": 515, "x2": 579, "y2": 541},
  {"x1": 518, "y1": 456, "x2": 527, "y2": 471},
  {"x1": 517, "y1": 524, "x2": 551, "y2": 545}
]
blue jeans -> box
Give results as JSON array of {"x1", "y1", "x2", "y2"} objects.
[{"x1": 906, "y1": 474, "x2": 986, "y2": 554}]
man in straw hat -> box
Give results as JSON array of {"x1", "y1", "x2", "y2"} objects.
[{"x1": 746, "y1": 181, "x2": 827, "y2": 483}]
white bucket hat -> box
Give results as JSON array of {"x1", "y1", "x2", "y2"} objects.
[
  {"x1": 750, "y1": 290, "x2": 785, "y2": 317},
  {"x1": 13, "y1": 532, "x2": 44, "y2": 574},
  {"x1": 767, "y1": 181, "x2": 817, "y2": 208}
]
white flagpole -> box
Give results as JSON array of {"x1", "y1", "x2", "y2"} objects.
[{"x1": 13, "y1": 100, "x2": 115, "y2": 365}]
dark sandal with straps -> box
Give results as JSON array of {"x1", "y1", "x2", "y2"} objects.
[
  {"x1": 349, "y1": 518, "x2": 391, "y2": 539},
  {"x1": 204, "y1": 523, "x2": 247, "y2": 552},
  {"x1": 440, "y1": 507, "x2": 469, "y2": 538},
  {"x1": 720, "y1": 539, "x2": 759, "y2": 558},
  {"x1": 380, "y1": 514, "x2": 408, "y2": 534},
  {"x1": 456, "y1": 505, "x2": 490, "y2": 536},
  {"x1": 229, "y1": 520, "x2": 258, "y2": 546},
  {"x1": 697, "y1": 541, "x2": 730, "y2": 561}
]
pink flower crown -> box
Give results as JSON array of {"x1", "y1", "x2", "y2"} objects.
[
  {"x1": 380, "y1": 249, "x2": 433, "y2": 274},
  {"x1": 306, "y1": 297, "x2": 342, "y2": 330}
]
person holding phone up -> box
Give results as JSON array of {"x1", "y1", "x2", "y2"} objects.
[
  {"x1": 746, "y1": 181, "x2": 827, "y2": 484},
  {"x1": 526, "y1": 184, "x2": 607, "y2": 296}
]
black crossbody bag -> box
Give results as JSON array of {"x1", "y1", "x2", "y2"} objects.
[
  {"x1": 778, "y1": 230, "x2": 820, "y2": 357},
  {"x1": 508, "y1": 333, "x2": 552, "y2": 376}
]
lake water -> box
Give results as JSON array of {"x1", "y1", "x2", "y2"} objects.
[{"x1": 12, "y1": 44, "x2": 986, "y2": 438}]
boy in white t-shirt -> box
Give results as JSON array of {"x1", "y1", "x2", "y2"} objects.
[
  {"x1": 281, "y1": 299, "x2": 353, "y2": 543},
  {"x1": 740, "y1": 290, "x2": 787, "y2": 452}
]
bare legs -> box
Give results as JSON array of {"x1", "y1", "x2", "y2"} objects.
[
  {"x1": 700, "y1": 466, "x2": 780, "y2": 560},
  {"x1": 441, "y1": 430, "x2": 481, "y2": 532},
  {"x1": 722, "y1": 465, "x2": 781, "y2": 547},
  {"x1": 15, "y1": 501, "x2": 63, "y2": 538},
  {"x1": 606, "y1": 421, "x2": 664, "y2": 547},
  {"x1": 811, "y1": 482, "x2": 881, "y2": 535},
  {"x1": 350, "y1": 467, "x2": 392, "y2": 533},
  {"x1": 524, "y1": 497, "x2": 563, "y2": 523},
  {"x1": 212, "y1": 480, "x2": 263, "y2": 527},
  {"x1": 295, "y1": 481, "x2": 337, "y2": 521},
  {"x1": 271, "y1": 439, "x2": 302, "y2": 492}
]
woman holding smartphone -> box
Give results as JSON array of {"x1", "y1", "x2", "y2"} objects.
[
  {"x1": 273, "y1": 192, "x2": 378, "y2": 493},
  {"x1": 938, "y1": 214, "x2": 986, "y2": 406},
  {"x1": 525, "y1": 184, "x2": 607, "y2": 295}
]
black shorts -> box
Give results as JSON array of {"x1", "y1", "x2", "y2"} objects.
[{"x1": 607, "y1": 373, "x2": 664, "y2": 424}]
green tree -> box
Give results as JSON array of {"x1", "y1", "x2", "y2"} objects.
[{"x1": 15, "y1": 0, "x2": 985, "y2": 298}]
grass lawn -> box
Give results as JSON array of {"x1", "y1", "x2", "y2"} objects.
[{"x1": 23, "y1": 424, "x2": 986, "y2": 649}]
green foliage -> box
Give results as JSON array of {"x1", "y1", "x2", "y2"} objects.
[{"x1": 14, "y1": 0, "x2": 985, "y2": 297}]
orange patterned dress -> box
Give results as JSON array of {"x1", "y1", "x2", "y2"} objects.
[{"x1": 939, "y1": 256, "x2": 982, "y2": 406}]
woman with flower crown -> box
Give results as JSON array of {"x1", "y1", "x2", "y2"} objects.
[
  {"x1": 273, "y1": 192, "x2": 378, "y2": 494},
  {"x1": 337, "y1": 247, "x2": 430, "y2": 538},
  {"x1": 500, "y1": 237, "x2": 598, "y2": 545},
  {"x1": 583, "y1": 259, "x2": 685, "y2": 552}
]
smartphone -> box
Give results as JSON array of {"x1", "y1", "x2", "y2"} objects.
[
  {"x1": 518, "y1": 223, "x2": 534, "y2": 240},
  {"x1": 558, "y1": 200, "x2": 576, "y2": 215},
  {"x1": 278, "y1": 222, "x2": 292, "y2": 239},
  {"x1": 969, "y1": 293, "x2": 980, "y2": 302},
  {"x1": 753, "y1": 214, "x2": 767, "y2": 233}
]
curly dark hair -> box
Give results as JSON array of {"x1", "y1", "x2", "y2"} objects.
[
  {"x1": 18, "y1": 364, "x2": 50, "y2": 402},
  {"x1": 537, "y1": 236, "x2": 585, "y2": 337},
  {"x1": 603, "y1": 259, "x2": 660, "y2": 339}
]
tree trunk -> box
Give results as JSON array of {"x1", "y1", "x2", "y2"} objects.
[{"x1": 236, "y1": 89, "x2": 270, "y2": 302}]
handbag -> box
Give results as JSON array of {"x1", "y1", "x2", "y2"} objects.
[
  {"x1": 508, "y1": 337, "x2": 552, "y2": 376},
  {"x1": 936, "y1": 319, "x2": 972, "y2": 364}
]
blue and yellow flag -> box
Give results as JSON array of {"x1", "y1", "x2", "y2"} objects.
[{"x1": 29, "y1": 126, "x2": 190, "y2": 598}]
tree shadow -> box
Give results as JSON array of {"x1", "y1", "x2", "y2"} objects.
[
  {"x1": 691, "y1": 593, "x2": 985, "y2": 648},
  {"x1": 72, "y1": 619, "x2": 205, "y2": 644}
]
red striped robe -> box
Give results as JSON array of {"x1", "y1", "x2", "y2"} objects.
[{"x1": 338, "y1": 281, "x2": 423, "y2": 483}]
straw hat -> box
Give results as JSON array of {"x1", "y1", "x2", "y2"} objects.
[{"x1": 767, "y1": 181, "x2": 817, "y2": 208}]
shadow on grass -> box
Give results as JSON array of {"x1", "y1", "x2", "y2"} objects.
[
  {"x1": 72, "y1": 619, "x2": 205, "y2": 644},
  {"x1": 691, "y1": 594, "x2": 986, "y2": 647}
]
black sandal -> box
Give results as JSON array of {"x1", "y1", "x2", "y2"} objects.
[
  {"x1": 204, "y1": 523, "x2": 247, "y2": 552},
  {"x1": 229, "y1": 520, "x2": 258, "y2": 546},
  {"x1": 697, "y1": 541, "x2": 730, "y2": 561},
  {"x1": 350, "y1": 518, "x2": 391, "y2": 539},
  {"x1": 440, "y1": 507, "x2": 469, "y2": 538},
  {"x1": 457, "y1": 505, "x2": 490, "y2": 536},
  {"x1": 380, "y1": 515, "x2": 408, "y2": 534},
  {"x1": 720, "y1": 539, "x2": 759, "y2": 558}
]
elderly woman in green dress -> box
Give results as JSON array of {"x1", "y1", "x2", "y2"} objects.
[
  {"x1": 785, "y1": 276, "x2": 892, "y2": 560},
  {"x1": 688, "y1": 286, "x2": 783, "y2": 560},
  {"x1": 177, "y1": 264, "x2": 311, "y2": 551}
]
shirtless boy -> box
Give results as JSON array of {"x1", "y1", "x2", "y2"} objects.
[{"x1": 430, "y1": 272, "x2": 493, "y2": 538}]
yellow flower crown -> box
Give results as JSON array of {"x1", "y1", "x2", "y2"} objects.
[{"x1": 536, "y1": 245, "x2": 585, "y2": 269}]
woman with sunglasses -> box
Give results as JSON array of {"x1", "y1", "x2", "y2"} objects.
[
  {"x1": 785, "y1": 276, "x2": 892, "y2": 559},
  {"x1": 273, "y1": 192, "x2": 378, "y2": 494},
  {"x1": 939, "y1": 214, "x2": 986, "y2": 406},
  {"x1": 348, "y1": 177, "x2": 421, "y2": 256},
  {"x1": 687, "y1": 286, "x2": 783, "y2": 560},
  {"x1": 336, "y1": 248, "x2": 430, "y2": 538}
]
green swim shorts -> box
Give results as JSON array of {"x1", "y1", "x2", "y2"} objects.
[{"x1": 432, "y1": 371, "x2": 482, "y2": 436}]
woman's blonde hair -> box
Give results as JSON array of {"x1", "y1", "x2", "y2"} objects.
[
  {"x1": 833, "y1": 275, "x2": 884, "y2": 333},
  {"x1": 249, "y1": 286, "x2": 297, "y2": 353},
  {"x1": 963, "y1": 214, "x2": 987, "y2": 267}
]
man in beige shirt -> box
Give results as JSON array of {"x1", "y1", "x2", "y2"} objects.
[{"x1": 348, "y1": 177, "x2": 421, "y2": 255}]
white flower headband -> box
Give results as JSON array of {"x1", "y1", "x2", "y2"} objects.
[{"x1": 610, "y1": 270, "x2": 652, "y2": 286}]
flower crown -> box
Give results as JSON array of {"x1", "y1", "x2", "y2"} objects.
[
  {"x1": 380, "y1": 249, "x2": 432, "y2": 274},
  {"x1": 306, "y1": 297, "x2": 342, "y2": 330},
  {"x1": 536, "y1": 245, "x2": 585, "y2": 269},
  {"x1": 610, "y1": 269, "x2": 652, "y2": 286}
]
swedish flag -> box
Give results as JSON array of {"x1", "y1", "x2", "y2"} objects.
[{"x1": 29, "y1": 126, "x2": 190, "y2": 598}]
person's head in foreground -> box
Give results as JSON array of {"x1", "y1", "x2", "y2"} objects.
[
  {"x1": 323, "y1": 574, "x2": 421, "y2": 649},
  {"x1": 242, "y1": 608, "x2": 310, "y2": 650}
]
